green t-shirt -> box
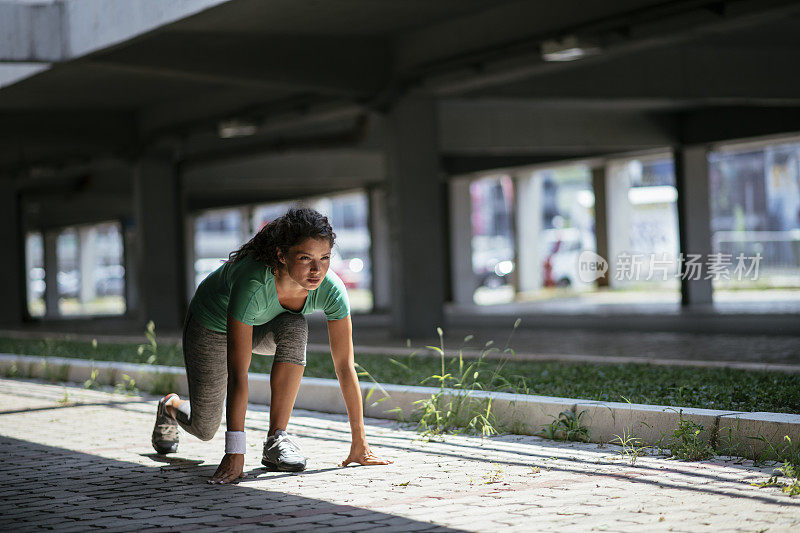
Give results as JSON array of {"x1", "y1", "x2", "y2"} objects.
[{"x1": 189, "y1": 255, "x2": 350, "y2": 333}]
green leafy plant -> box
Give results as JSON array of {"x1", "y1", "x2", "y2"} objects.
[
  {"x1": 137, "y1": 320, "x2": 159, "y2": 365},
  {"x1": 540, "y1": 409, "x2": 590, "y2": 442},
  {"x1": 669, "y1": 414, "x2": 714, "y2": 461}
]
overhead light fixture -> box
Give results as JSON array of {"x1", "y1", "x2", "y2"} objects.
[
  {"x1": 541, "y1": 36, "x2": 601, "y2": 62},
  {"x1": 218, "y1": 119, "x2": 258, "y2": 138}
]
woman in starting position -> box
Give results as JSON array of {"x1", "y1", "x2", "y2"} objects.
[{"x1": 151, "y1": 207, "x2": 391, "y2": 483}]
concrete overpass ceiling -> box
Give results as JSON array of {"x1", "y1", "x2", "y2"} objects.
[
  {"x1": 459, "y1": 11, "x2": 800, "y2": 108},
  {"x1": 3, "y1": 0, "x2": 800, "y2": 175},
  {"x1": 164, "y1": 0, "x2": 509, "y2": 36}
]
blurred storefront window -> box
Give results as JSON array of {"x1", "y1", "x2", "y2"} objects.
[
  {"x1": 54, "y1": 222, "x2": 126, "y2": 316},
  {"x1": 25, "y1": 232, "x2": 45, "y2": 317},
  {"x1": 470, "y1": 175, "x2": 516, "y2": 305},
  {"x1": 709, "y1": 141, "x2": 800, "y2": 302},
  {"x1": 307, "y1": 191, "x2": 372, "y2": 312},
  {"x1": 605, "y1": 157, "x2": 680, "y2": 299},
  {"x1": 516, "y1": 164, "x2": 596, "y2": 301},
  {"x1": 193, "y1": 208, "x2": 249, "y2": 290}
]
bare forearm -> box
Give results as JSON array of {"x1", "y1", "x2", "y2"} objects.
[
  {"x1": 336, "y1": 365, "x2": 366, "y2": 444},
  {"x1": 226, "y1": 376, "x2": 249, "y2": 432}
]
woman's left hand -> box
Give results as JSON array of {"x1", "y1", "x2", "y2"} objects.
[{"x1": 340, "y1": 442, "x2": 393, "y2": 467}]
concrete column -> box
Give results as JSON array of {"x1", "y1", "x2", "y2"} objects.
[
  {"x1": 78, "y1": 226, "x2": 97, "y2": 306},
  {"x1": 133, "y1": 153, "x2": 187, "y2": 330},
  {"x1": 384, "y1": 95, "x2": 446, "y2": 338},
  {"x1": 516, "y1": 172, "x2": 544, "y2": 293},
  {"x1": 43, "y1": 231, "x2": 59, "y2": 318},
  {"x1": 606, "y1": 161, "x2": 635, "y2": 289},
  {"x1": 368, "y1": 187, "x2": 392, "y2": 312},
  {"x1": 0, "y1": 183, "x2": 24, "y2": 325},
  {"x1": 184, "y1": 212, "x2": 197, "y2": 304},
  {"x1": 675, "y1": 145, "x2": 714, "y2": 306},
  {"x1": 449, "y1": 178, "x2": 476, "y2": 305},
  {"x1": 122, "y1": 217, "x2": 138, "y2": 316},
  {"x1": 591, "y1": 165, "x2": 610, "y2": 287}
]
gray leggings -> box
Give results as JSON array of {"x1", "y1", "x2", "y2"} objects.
[{"x1": 174, "y1": 310, "x2": 308, "y2": 441}]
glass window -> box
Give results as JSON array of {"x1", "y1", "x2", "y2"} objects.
[
  {"x1": 25, "y1": 232, "x2": 45, "y2": 317},
  {"x1": 56, "y1": 222, "x2": 126, "y2": 316},
  {"x1": 709, "y1": 141, "x2": 800, "y2": 302}
]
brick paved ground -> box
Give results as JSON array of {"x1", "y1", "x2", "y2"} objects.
[{"x1": 1, "y1": 378, "x2": 799, "y2": 532}]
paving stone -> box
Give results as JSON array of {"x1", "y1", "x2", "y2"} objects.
[{"x1": 1, "y1": 378, "x2": 800, "y2": 532}]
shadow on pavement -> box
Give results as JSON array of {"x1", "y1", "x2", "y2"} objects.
[{"x1": 0, "y1": 436, "x2": 462, "y2": 532}]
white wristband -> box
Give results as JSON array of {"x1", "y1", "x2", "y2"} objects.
[{"x1": 225, "y1": 431, "x2": 246, "y2": 454}]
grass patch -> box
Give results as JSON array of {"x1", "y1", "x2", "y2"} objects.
[{"x1": 1, "y1": 335, "x2": 799, "y2": 414}]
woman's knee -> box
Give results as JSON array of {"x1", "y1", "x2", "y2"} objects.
[
  {"x1": 192, "y1": 421, "x2": 221, "y2": 441},
  {"x1": 273, "y1": 313, "x2": 308, "y2": 366},
  {"x1": 274, "y1": 313, "x2": 308, "y2": 344}
]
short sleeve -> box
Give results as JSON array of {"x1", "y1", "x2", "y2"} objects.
[
  {"x1": 227, "y1": 277, "x2": 265, "y2": 326},
  {"x1": 322, "y1": 271, "x2": 350, "y2": 321}
]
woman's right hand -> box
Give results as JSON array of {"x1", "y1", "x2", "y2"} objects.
[{"x1": 208, "y1": 453, "x2": 246, "y2": 484}]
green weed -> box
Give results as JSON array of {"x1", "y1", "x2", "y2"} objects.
[
  {"x1": 3, "y1": 362, "x2": 19, "y2": 378},
  {"x1": 83, "y1": 368, "x2": 100, "y2": 390},
  {"x1": 137, "y1": 320, "x2": 160, "y2": 365},
  {"x1": 669, "y1": 414, "x2": 714, "y2": 461},
  {"x1": 411, "y1": 322, "x2": 524, "y2": 439},
  {"x1": 746, "y1": 433, "x2": 800, "y2": 496},
  {"x1": 148, "y1": 372, "x2": 177, "y2": 397},
  {"x1": 540, "y1": 409, "x2": 591, "y2": 442},
  {"x1": 114, "y1": 374, "x2": 138, "y2": 396},
  {"x1": 612, "y1": 427, "x2": 649, "y2": 466},
  {"x1": 57, "y1": 388, "x2": 71, "y2": 406}
]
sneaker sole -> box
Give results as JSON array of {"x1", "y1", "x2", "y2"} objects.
[
  {"x1": 261, "y1": 458, "x2": 306, "y2": 472},
  {"x1": 152, "y1": 442, "x2": 179, "y2": 455}
]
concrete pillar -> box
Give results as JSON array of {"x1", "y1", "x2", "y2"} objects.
[
  {"x1": 133, "y1": 153, "x2": 187, "y2": 330},
  {"x1": 43, "y1": 231, "x2": 59, "y2": 318},
  {"x1": 606, "y1": 161, "x2": 635, "y2": 289},
  {"x1": 368, "y1": 187, "x2": 392, "y2": 312},
  {"x1": 675, "y1": 145, "x2": 714, "y2": 306},
  {"x1": 591, "y1": 165, "x2": 610, "y2": 287},
  {"x1": 384, "y1": 95, "x2": 447, "y2": 338},
  {"x1": 516, "y1": 172, "x2": 544, "y2": 293},
  {"x1": 122, "y1": 217, "x2": 139, "y2": 315},
  {"x1": 0, "y1": 183, "x2": 24, "y2": 325},
  {"x1": 78, "y1": 226, "x2": 97, "y2": 306},
  {"x1": 449, "y1": 178, "x2": 476, "y2": 305},
  {"x1": 184, "y1": 212, "x2": 197, "y2": 304}
]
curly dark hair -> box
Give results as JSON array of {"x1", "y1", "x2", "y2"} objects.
[{"x1": 227, "y1": 207, "x2": 336, "y2": 273}]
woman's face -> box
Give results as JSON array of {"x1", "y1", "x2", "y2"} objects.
[{"x1": 278, "y1": 237, "x2": 332, "y2": 290}]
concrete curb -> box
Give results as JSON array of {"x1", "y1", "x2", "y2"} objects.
[{"x1": 2, "y1": 353, "x2": 798, "y2": 459}]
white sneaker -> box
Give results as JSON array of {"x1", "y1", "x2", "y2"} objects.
[{"x1": 261, "y1": 429, "x2": 306, "y2": 471}]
